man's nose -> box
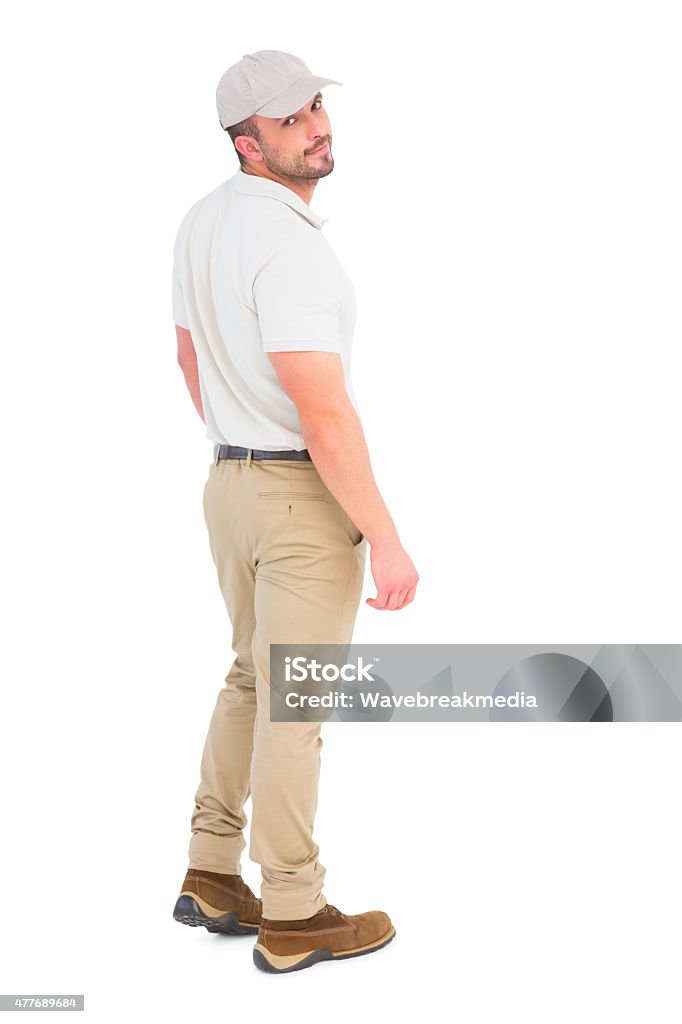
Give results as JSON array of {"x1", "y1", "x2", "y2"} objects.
[{"x1": 309, "y1": 114, "x2": 327, "y2": 134}]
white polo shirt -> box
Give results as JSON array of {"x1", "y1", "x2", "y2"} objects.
[{"x1": 171, "y1": 168, "x2": 360, "y2": 451}]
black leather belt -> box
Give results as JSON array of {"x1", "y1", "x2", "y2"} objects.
[{"x1": 214, "y1": 443, "x2": 312, "y2": 462}]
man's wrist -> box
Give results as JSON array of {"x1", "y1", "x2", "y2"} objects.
[{"x1": 365, "y1": 522, "x2": 401, "y2": 549}]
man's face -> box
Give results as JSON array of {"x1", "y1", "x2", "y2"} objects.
[{"x1": 247, "y1": 91, "x2": 334, "y2": 180}]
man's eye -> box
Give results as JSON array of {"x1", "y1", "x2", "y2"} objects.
[{"x1": 283, "y1": 99, "x2": 322, "y2": 127}]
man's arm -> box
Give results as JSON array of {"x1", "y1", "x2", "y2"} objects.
[
  {"x1": 267, "y1": 350, "x2": 419, "y2": 611},
  {"x1": 176, "y1": 324, "x2": 205, "y2": 423}
]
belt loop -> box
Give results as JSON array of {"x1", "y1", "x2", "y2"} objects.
[
  {"x1": 245, "y1": 447, "x2": 253, "y2": 468},
  {"x1": 214, "y1": 444, "x2": 220, "y2": 466}
]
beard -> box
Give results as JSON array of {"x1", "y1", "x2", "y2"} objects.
[{"x1": 260, "y1": 141, "x2": 334, "y2": 181}]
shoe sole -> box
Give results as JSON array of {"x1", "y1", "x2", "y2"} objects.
[
  {"x1": 173, "y1": 894, "x2": 260, "y2": 935},
  {"x1": 252, "y1": 924, "x2": 396, "y2": 973}
]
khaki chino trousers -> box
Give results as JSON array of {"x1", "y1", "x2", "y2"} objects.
[{"x1": 187, "y1": 450, "x2": 367, "y2": 920}]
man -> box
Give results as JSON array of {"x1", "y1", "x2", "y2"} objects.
[{"x1": 171, "y1": 50, "x2": 419, "y2": 974}]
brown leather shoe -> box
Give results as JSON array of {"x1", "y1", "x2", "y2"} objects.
[
  {"x1": 173, "y1": 869, "x2": 262, "y2": 935},
  {"x1": 253, "y1": 902, "x2": 396, "y2": 973}
]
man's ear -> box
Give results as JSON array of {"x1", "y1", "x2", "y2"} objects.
[{"x1": 235, "y1": 137, "x2": 262, "y2": 163}]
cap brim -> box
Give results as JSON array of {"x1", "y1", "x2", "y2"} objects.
[{"x1": 254, "y1": 75, "x2": 342, "y2": 118}]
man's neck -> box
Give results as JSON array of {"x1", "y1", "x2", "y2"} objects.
[{"x1": 241, "y1": 166, "x2": 316, "y2": 206}]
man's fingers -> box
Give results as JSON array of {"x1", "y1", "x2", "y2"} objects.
[
  {"x1": 367, "y1": 583, "x2": 419, "y2": 611},
  {"x1": 400, "y1": 585, "x2": 418, "y2": 608},
  {"x1": 366, "y1": 588, "x2": 408, "y2": 610},
  {"x1": 366, "y1": 588, "x2": 390, "y2": 609}
]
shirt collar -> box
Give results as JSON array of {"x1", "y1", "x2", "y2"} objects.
[{"x1": 231, "y1": 168, "x2": 328, "y2": 230}]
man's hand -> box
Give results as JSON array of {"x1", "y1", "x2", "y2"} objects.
[{"x1": 366, "y1": 538, "x2": 419, "y2": 611}]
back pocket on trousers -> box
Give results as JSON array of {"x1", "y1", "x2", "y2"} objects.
[
  {"x1": 257, "y1": 491, "x2": 328, "y2": 501},
  {"x1": 342, "y1": 511, "x2": 365, "y2": 546}
]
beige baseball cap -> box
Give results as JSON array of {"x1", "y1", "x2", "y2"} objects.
[{"x1": 216, "y1": 50, "x2": 342, "y2": 129}]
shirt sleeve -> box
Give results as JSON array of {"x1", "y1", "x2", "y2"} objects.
[
  {"x1": 253, "y1": 232, "x2": 342, "y2": 353},
  {"x1": 171, "y1": 230, "x2": 190, "y2": 329}
]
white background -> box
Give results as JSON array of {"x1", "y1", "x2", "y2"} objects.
[{"x1": 1, "y1": 0, "x2": 680, "y2": 1020}]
